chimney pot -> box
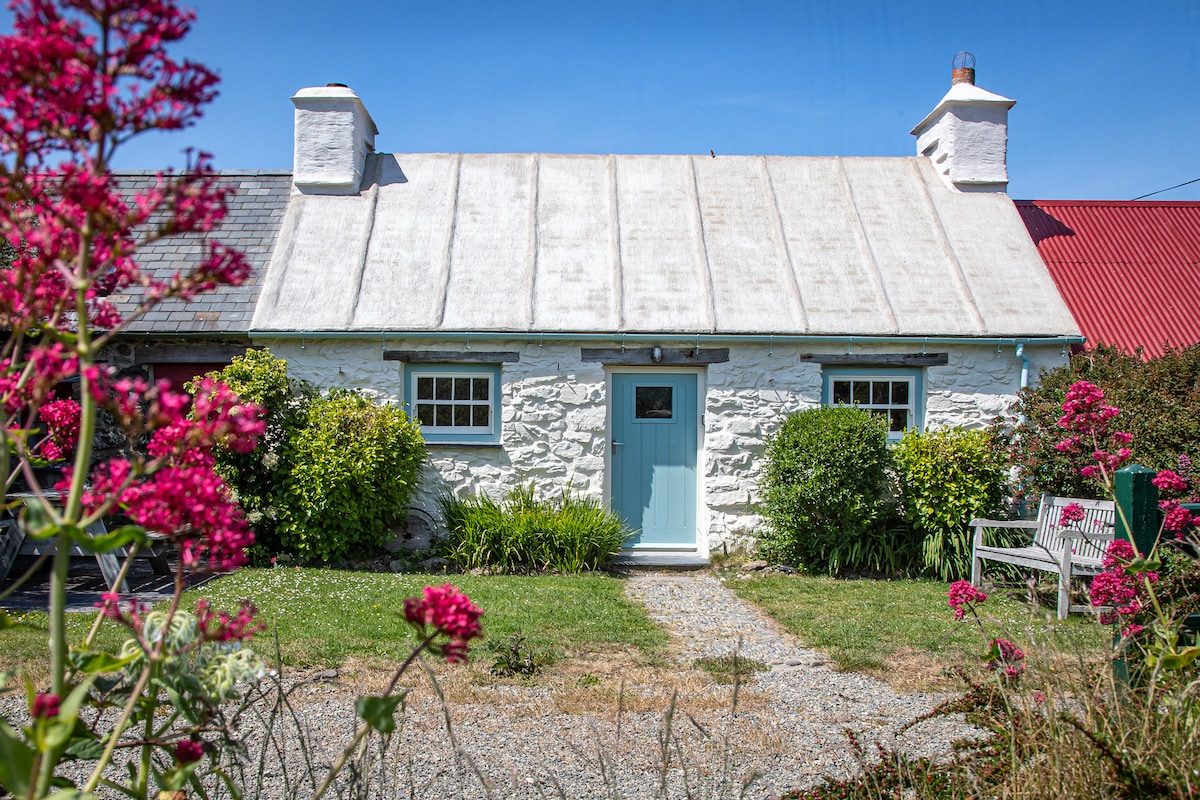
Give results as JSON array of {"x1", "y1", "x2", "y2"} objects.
[{"x1": 951, "y1": 51, "x2": 976, "y2": 85}]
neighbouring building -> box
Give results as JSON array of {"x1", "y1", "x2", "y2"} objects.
[{"x1": 1016, "y1": 199, "x2": 1200, "y2": 359}]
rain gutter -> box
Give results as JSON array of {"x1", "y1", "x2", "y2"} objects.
[{"x1": 248, "y1": 330, "x2": 1084, "y2": 351}]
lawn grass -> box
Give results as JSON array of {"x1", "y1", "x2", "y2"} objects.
[
  {"x1": 3, "y1": 569, "x2": 668, "y2": 680},
  {"x1": 724, "y1": 573, "x2": 1108, "y2": 683},
  {"x1": 184, "y1": 568, "x2": 668, "y2": 668},
  {"x1": 188, "y1": 566, "x2": 672, "y2": 666}
]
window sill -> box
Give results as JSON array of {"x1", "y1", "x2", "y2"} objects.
[{"x1": 423, "y1": 440, "x2": 503, "y2": 448}]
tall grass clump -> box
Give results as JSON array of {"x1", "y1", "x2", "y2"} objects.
[{"x1": 439, "y1": 484, "x2": 632, "y2": 573}]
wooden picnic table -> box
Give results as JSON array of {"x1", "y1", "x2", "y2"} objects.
[{"x1": 0, "y1": 492, "x2": 170, "y2": 593}]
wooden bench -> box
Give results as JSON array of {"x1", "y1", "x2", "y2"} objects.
[{"x1": 970, "y1": 494, "x2": 1116, "y2": 619}]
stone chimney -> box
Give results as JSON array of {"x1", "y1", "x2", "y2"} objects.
[
  {"x1": 911, "y1": 52, "x2": 1015, "y2": 193},
  {"x1": 291, "y1": 84, "x2": 379, "y2": 195}
]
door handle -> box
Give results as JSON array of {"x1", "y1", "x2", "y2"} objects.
[{"x1": 611, "y1": 440, "x2": 624, "y2": 454}]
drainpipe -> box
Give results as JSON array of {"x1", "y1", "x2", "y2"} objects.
[{"x1": 1015, "y1": 342, "x2": 1030, "y2": 389}]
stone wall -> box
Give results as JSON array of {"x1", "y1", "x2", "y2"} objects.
[{"x1": 257, "y1": 337, "x2": 1067, "y2": 558}]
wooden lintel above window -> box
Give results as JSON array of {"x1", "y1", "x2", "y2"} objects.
[
  {"x1": 580, "y1": 347, "x2": 730, "y2": 366},
  {"x1": 135, "y1": 344, "x2": 255, "y2": 364},
  {"x1": 383, "y1": 350, "x2": 520, "y2": 364},
  {"x1": 801, "y1": 353, "x2": 949, "y2": 367}
]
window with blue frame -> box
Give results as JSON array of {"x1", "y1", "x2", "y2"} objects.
[
  {"x1": 404, "y1": 364, "x2": 502, "y2": 445},
  {"x1": 823, "y1": 368, "x2": 922, "y2": 441}
]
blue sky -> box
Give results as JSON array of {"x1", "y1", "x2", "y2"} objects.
[{"x1": 8, "y1": 1, "x2": 1200, "y2": 200}]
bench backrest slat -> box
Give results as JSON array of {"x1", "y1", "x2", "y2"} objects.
[{"x1": 1032, "y1": 494, "x2": 1115, "y2": 565}]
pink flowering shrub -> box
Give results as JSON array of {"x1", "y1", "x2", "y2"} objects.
[
  {"x1": 947, "y1": 580, "x2": 987, "y2": 621},
  {"x1": 0, "y1": 2, "x2": 319, "y2": 798},
  {"x1": 985, "y1": 638, "x2": 1026, "y2": 681},
  {"x1": 1089, "y1": 539, "x2": 1156, "y2": 632},
  {"x1": 403, "y1": 583, "x2": 486, "y2": 663},
  {"x1": 1053, "y1": 381, "x2": 1132, "y2": 487}
]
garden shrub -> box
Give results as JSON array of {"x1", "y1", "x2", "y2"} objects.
[
  {"x1": 892, "y1": 427, "x2": 1010, "y2": 581},
  {"x1": 276, "y1": 389, "x2": 426, "y2": 561},
  {"x1": 439, "y1": 484, "x2": 631, "y2": 573},
  {"x1": 202, "y1": 349, "x2": 313, "y2": 559},
  {"x1": 1003, "y1": 344, "x2": 1200, "y2": 501},
  {"x1": 758, "y1": 407, "x2": 903, "y2": 574}
]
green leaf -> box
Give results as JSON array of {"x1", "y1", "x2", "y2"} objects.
[
  {"x1": 65, "y1": 732, "x2": 105, "y2": 760},
  {"x1": 1124, "y1": 558, "x2": 1162, "y2": 575},
  {"x1": 77, "y1": 525, "x2": 149, "y2": 555},
  {"x1": 355, "y1": 692, "x2": 407, "y2": 735},
  {"x1": 1156, "y1": 646, "x2": 1200, "y2": 671},
  {"x1": 69, "y1": 650, "x2": 137, "y2": 675},
  {"x1": 0, "y1": 610, "x2": 15, "y2": 630},
  {"x1": 20, "y1": 503, "x2": 61, "y2": 538},
  {"x1": 0, "y1": 719, "x2": 35, "y2": 797}
]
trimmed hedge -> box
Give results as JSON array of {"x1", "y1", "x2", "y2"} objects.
[
  {"x1": 207, "y1": 351, "x2": 426, "y2": 562},
  {"x1": 277, "y1": 390, "x2": 426, "y2": 561},
  {"x1": 758, "y1": 407, "x2": 902, "y2": 574}
]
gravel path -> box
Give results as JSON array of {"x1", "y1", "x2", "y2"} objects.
[{"x1": 2, "y1": 572, "x2": 977, "y2": 800}]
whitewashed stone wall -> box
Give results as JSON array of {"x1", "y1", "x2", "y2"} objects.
[{"x1": 257, "y1": 337, "x2": 1068, "y2": 559}]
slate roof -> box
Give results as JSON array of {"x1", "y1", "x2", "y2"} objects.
[
  {"x1": 1015, "y1": 200, "x2": 1200, "y2": 359},
  {"x1": 252, "y1": 153, "x2": 1080, "y2": 340},
  {"x1": 110, "y1": 171, "x2": 292, "y2": 335}
]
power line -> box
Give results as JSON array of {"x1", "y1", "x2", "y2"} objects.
[{"x1": 1131, "y1": 177, "x2": 1200, "y2": 201}]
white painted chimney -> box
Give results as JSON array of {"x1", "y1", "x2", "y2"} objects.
[
  {"x1": 911, "y1": 53, "x2": 1015, "y2": 193},
  {"x1": 291, "y1": 84, "x2": 379, "y2": 195}
]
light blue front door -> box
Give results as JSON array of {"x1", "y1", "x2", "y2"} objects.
[{"x1": 611, "y1": 372, "x2": 698, "y2": 548}]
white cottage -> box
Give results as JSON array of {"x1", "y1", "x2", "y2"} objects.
[{"x1": 249, "y1": 64, "x2": 1081, "y2": 565}]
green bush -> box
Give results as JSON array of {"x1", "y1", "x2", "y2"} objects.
[
  {"x1": 892, "y1": 427, "x2": 1010, "y2": 581},
  {"x1": 277, "y1": 390, "x2": 426, "y2": 561},
  {"x1": 1003, "y1": 344, "x2": 1200, "y2": 501},
  {"x1": 758, "y1": 407, "x2": 902, "y2": 574},
  {"x1": 202, "y1": 348, "x2": 313, "y2": 558},
  {"x1": 439, "y1": 484, "x2": 631, "y2": 573}
]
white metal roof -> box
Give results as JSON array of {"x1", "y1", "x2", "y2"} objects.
[{"x1": 251, "y1": 153, "x2": 1080, "y2": 338}]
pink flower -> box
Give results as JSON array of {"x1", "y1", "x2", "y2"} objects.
[
  {"x1": 1160, "y1": 502, "x2": 1198, "y2": 534},
  {"x1": 986, "y1": 638, "x2": 1026, "y2": 680},
  {"x1": 403, "y1": 585, "x2": 484, "y2": 663},
  {"x1": 1058, "y1": 502, "x2": 1085, "y2": 526},
  {"x1": 194, "y1": 598, "x2": 264, "y2": 643},
  {"x1": 31, "y1": 693, "x2": 60, "y2": 719},
  {"x1": 1102, "y1": 538, "x2": 1135, "y2": 567},
  {"x1": 173, "y1": 740, "x2": 205, "y2": 764},
  {"x1": 1091, "y1": 539, "x2": 1157, "y2": 626},
  {"x1": 37, "y1": 398, "x2": 81, "y2": 461},
  {"x1": 946, "y1": 580, "x2": 987, "y2": 620},
  {"x1": 1153, "y1": 470, "x2": 1190, "y2": 493}
]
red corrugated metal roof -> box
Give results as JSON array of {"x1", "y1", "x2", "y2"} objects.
[{"x1": 1015, "y1": 200, "x2": 1200, "y2": 359}]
